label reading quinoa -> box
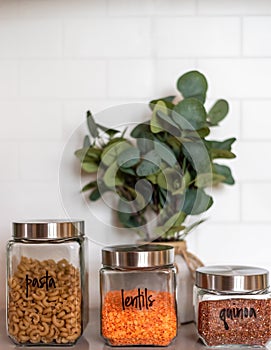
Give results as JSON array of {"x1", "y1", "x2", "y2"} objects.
[
  {"x1": 198, "y1": 299, "x2": 271, "y2": 346},
  {"x1": 219, "y1": 305, "x2": 257, "y2": 330}
]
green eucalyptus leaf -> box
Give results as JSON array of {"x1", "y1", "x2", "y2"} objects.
[
  {"x1": 172, "y1": 211, "x2": 187, "y2": 226},
  {"x1": 117, "y1": 147, "x2": 140, "y2": 168},
  {"x1": 136, "y1": 150, "x2": 161, "y2": 177},
  {"x1": 166, "y1": 136, "x2": 182, "y2": 158},
  {"x1": 157, "y1": 168, "x2": 182, "y2": 192},
  {"x1": 103, "y1": 162, "x2": 124, "y2": 187},
  {"x1": 157, "y1": 172, "x2": 168, "y2": 190},
  {"x1": 173, "y1": 98, "x2": 207, "y2": 131},
  {"x1": 130, "y1": 123, "x2": 156, "y2": 154},
  {"x1": 146, "y1": 173, "x2": 158, "y2": 184},
  {"x1": 150, "y1": 101, "x2": 169, "y2": 134},
  {"x1": 136, "y1": 160, "x2": 160, "y2": 177},
  {"x1": 155, "y1": 225, "x2": 186, "y2": 239},
  {"x1": 207, "y1": 137, "x2": 236, "y2": 151},
  {"x1": 130, "y1": 122, "x2": 151, "y2": 138},
  {"x1": 213, "y1": 163, "x2": 235, "y2": 185},
  {"x1": 195, "y1": 173, "x2": 225, "y2": 188},
  {"x1": 173, "y1": 170, "x2": 191, "y2": 195},
  {"x1": 149, "y1": 96, "x2": 175, "y2": 111},
  {"x1": 118, "y1": 200, "x2": 142, "y2": 228},
  {"x1": 156, "y1": 110, "x2": 181, "y2": 137},
  {"x1": 101, "y1": 141, "x2": 131, "y2": 166},
  {"x1": 81, "y1": 162, "x2": 98, "y2": 173},
  {"x1": 154, "y1": 141, "x2": 178, "y2": 167},
  {"x1": 86, "y1": 111, "x2": 98, "y2": 138},
  {"x1": 83, "y1": 135, "x2": 91, "y2": 148},
  {"x1": 197, "y1": 127, "x2": 210, "y2": 138},
  {"x1": 182, "y1": 188, "x2": 213, "y2": 215},
  {"x1": 195, "y1": 173, "x2": 213, "y2": 188},
  {"x1": 137, "y1": 138, "x2": 154, "y2": 154},
  {"x1": 87, "y1": 148, "x2": 102, "y2": 160},
  {"x1": 144, "y1": 150, "x2": 161, "y2": 163},
  {"x1": 75, "y1": 147, "x2": 102, "y2": 162},
  {"x1": 96, "y1": 123, "x2": 120, "y2": 137},
  {"x1": 159, "y1": 188, "x2": 167, "y2": 207},
  {"x1": 212, "y1": 173, "x2": 227, "y2": 185},
  {"x1": 119, "y1": 167, "x2": 136, "y2": 176},
  {"x1": 154, "y1": 211, "x2": 186, "y2": 237},
  {"x1": 81, "y1": 181, "x2": 97, "y2": 192},
  {"x1": 208, "y1": 99, "x2": 229, "y2": 125},
  {"x1": 75, "y1": 148, "x2": 88, "y2": 162},
  {"x1": 89, "y1": 188, "x2": 101, "y2": 201},
  {"x1": 135, "y1": 179, "x2": 153, "y2": 209},
  {"x1": 211, "y1": 149, "x2": 236, "y2": 159},
  {"x1": 183, "y1": 141, "x2": 212, "y2": 174},
  {"x1": 177, "y1": 71, "x2": 208, "y2": 103},
  {"x1": 106, "y1": 137, "x2": 128, "y2": 146},
  {"x1": 182, "y1": 127, "x2": 210, "y2": 140}
]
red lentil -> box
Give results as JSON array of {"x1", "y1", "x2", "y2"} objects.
[{"x1": 101, "y1": 289, "x2": 177, "y2": 346}]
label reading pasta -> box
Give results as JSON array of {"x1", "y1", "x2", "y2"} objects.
[{"x1": 25, "y1": 271, "x2": 56, "y2": 298}]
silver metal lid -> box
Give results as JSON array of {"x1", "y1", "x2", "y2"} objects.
[
  {"x1": 13, "y1": 220, "x2": 84, "y2": 240},
  {"x1": 196, "y1": 265, "x2": 269, "y2": 292},
  {"x1": 102, "y1": 244, "x2": 174, "y2": 268}
]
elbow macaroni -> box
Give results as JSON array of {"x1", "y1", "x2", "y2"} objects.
[{"x1": 7, "y1": 257, "x2": 82, "y2": 345}]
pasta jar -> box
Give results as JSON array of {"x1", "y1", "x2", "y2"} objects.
[
  {"x1": 6, "y1": 219, "x2": 88, "y2": 346},
  {"x1": 194, "y1": 265, "x2": 271, "y2": 348},
  {"x1": 100, "y1": 244, "x2": 177, "y2": 347}
]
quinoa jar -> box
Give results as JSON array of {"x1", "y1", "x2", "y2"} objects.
[
  {"x1": 194, "y1": 265, "x2": 271, "y2": 348},
  {"x1": 100, "y1": 244, "x2": 177, "y2": 346},
  {"x1": 7, "y1": 220, "x2": 88, "y2": 346}
]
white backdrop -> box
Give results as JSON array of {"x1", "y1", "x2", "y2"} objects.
[{"x1": 0, "y1": 0, "x2": 271, "y2": 308}]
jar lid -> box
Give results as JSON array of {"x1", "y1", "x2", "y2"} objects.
[
  {"x1": 13, "y1": 220, "x2": 84, "y2": 240},
  {"x1": 196, "y1": 265, "x2": 269, "y2": 292},
  {"x1": 102, "y1": 244, "x2": 174, "y2": 268}
]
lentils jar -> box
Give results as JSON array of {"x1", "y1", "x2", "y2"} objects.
[
  {"x1": 100, "y1": 244, "x2": 177, "y2": 346},
  {"x1": 194, "y1": 265, "x2": 271, "y2": 347},
  {"x1": 7, "y1": 220, "x2": 88, "y2": 346}
]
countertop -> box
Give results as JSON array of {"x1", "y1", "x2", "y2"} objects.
[{"x1": 0, "y1": 310, "x2": 264, "y2": 349}]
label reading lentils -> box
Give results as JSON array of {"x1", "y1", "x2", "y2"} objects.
[{"x1": 198, "y1": 299, "x2": 271, "y2": 346}]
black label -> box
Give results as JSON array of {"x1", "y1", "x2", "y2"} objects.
[
  {"x1": 219, "y1": 305, "x2": 257, "y2": 330},
  {"x1": 121, "y1": 288, "x2": 155, "y2": 310},
  {"x1": 25, "y1": 270, "x2": 56, "y2": 297}
]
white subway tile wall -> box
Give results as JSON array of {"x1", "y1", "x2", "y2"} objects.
[{"x1": 0, "y1": 0, "x2": 270, "y2": 308}]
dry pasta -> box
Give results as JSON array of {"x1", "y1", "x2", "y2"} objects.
[{"x1": 7, "y1": 256, "x2": 82, "y2": 345}]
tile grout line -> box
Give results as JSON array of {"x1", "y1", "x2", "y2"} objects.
[{"x1": 240, "y1": 15, "x2": 244, "y2": 57}]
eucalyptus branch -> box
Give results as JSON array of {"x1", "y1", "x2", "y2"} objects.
[{"x1": 75, "y1": 70, "x2": 236, "y2": 241}]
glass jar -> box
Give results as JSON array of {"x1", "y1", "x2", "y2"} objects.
[
  {"x1": 6, "y1": 219, "x2": 88, "y2": 346},
  {"x1": 194, "y1": 265, "x2": 271, "y2": 347},
  {"x1": 100, "y1": 244, "x2": 177, "y2": 347}
]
